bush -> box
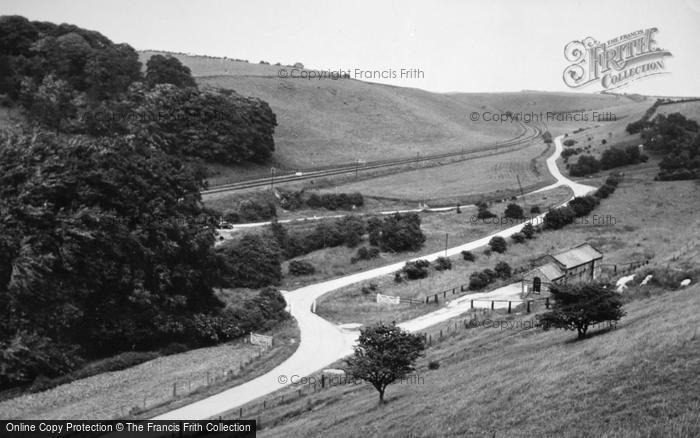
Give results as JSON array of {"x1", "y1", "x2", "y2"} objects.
[
  {"x1": 563, "y1": 139, "x2": 577, "y2": 146},
  {"x1": 530, "y1": 205, "x2": 541, "y2": 214},
  {"x1": 503, "y1": 203, "x2": 525, "y2": 219},
  {"x1": 543, "y1": 206, "x2": 576, "y2": 230},
  {"x1": 428, "y1": 361, "x2": 440, "y2": 370},
  {"x1": 288, "y1": 260, "x2": 316, "y2": 276},
  {"x1": 483, "y1": 248, "x2": 492, "y2": 257},
  {"x1": 594, "y1": 183, "x2": 616, "y2": 199},
  {"x1": 488, "y1": 236, "x2": 507, "y2": 253},
  {"x1": 469, "y1": 271, "x2": 490, "y2": 290},
  {"x1": 351, "y1": 246, "x2": 380, "y2": 264},
  {"x1": 217, "y1": 234, "x2": 282, "y2": 288},
  {"x1": 510, "y1": 232, "x2": 526, "y2": 244},
  {"x1": 461, "y1": 250, "x2": 475, "y2": 262},
  {"x1": 494, "y1": 261, "x2": 512, "y2": 279},
  {"x1": 477, "y1": 208, "x2": 497, "y2": 219},
  {"x1": 306, "y1": 192, "x2": 364, "y2": 210},
  {"x1": 376, "y1": 213, "x2": 426, "y2": 252},
  {"x1": 521, "y1": 223, "x2": 535, "y2": 239},
  {"x1": 568, "y1": 195, "x2": 599, "y2": 217},
  {"x1": 402, "y1": 260, "x2": 430, "y2": 280},
  {"x1": 434, "y1": 257, "x2": 452, "y2": 271},
  {"x1": 569, "y1": 155, "x2": 601, "y2": 177},
  {"x1": 238, "y1": 199, "x2": 277, "y2": 222}
]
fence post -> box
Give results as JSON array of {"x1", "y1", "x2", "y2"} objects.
[
  {"x1": 545, "y1": 297, "x2": 550, "y2": 309},
  {"x1": 440, "y1": 329, "x2": 443, "y2": 339},
  {"x1": 173, "y1": 382, "x2": 177, "y2": 397},
  {"x1": 508, "y1": 301, "x2": 512, "y2": 313},
  {"x1": 240, "y1": 407, "x2": 243, "y2": 418},
  {"x1": 491, "y1": 301, "x2": 495, "y2": 310},
  {"x1": 434, "y1": 294, "x2": 438, "y2": 304},
  {"x1": 527, "y1": 300, "x2": 531, "y2": 313},
  {"x1": 470, "y1": 300, "x2": 474, "y2": 309},
  {"x1": 321, "y1": 374, "x2": 325, "y2": 388}
]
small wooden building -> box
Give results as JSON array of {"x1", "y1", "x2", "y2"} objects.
[{"x1": 522, "y1": 243, "x2": 603, "y2": 297}]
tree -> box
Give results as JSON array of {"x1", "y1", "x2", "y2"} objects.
[
  {"x1": 24, "y1": 74, "x2": 76, "y2": 134},
  {"x1": 503, "y1": 203, "x2": 525, "y2": 219},
  {"x1": 521, "y1": 223, "x2": 535, "y2": 239},
  {"x1": 345, "y1": 323, "x2": 425, "y2": 403},
  {"x1": 145, "y1": 54, "x2": 197, "y2": 89},
  {"x1": 494, "y1": 261, "x2": 512, "y2": 279},
  {"x1": 542, "y1": 131, "x2": 552, "y2": 144},
  {"x1": 217, "y1": 234, "x2": 282, "y2": 288},
  {"x1": 537, "y1": 282, "x2": 625, "y2": 340},
  {"x1": 376, "y1": 213, "x2": 426, "y2": 252},
  {"x1": 488, "y1": 236, "x2": 507, "y2": 253}
]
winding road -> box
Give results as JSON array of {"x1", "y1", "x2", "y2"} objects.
[{"x1": 153, "y1": 135, "x2": 596, "y2": 420}]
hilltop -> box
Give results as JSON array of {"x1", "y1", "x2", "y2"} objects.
[{"x1": 139, "y1": 51, "x2": 641, "y2": 170}]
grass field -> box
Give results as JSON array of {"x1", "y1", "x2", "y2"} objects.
[
  {"x1": 322, "y1": 140, "x2": 554, "y2": 202},
  {"x1": 250, "y1": 280, "x2": 700, "y2": 437},
  {"x1": 0, "y1": 311, "x2": 299, "y2": 420},
  {"x1": 315, "y1": 174, "x2": 700, "y2": 328}
]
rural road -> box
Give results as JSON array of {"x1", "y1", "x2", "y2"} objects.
[{"x1": 153, "y1": 135, "x2": 596, "y2": 420}]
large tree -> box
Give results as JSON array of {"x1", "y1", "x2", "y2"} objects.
[
  {"x1": 0, "y1": 129, "x2": 225, "y2": 386},
  {"x1": 537, "y1": 282, "x2": 625, "y2": 340},
  {"x1": 346, "y1": 323, "x2": 425, "y2": 403},
  {"x1": 146, "y1": 54, "x2": 197, "y2": 89}
]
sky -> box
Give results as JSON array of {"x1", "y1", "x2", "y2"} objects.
[{"x1": 3, "y1": 0, "x2": 700, "y2": 96}]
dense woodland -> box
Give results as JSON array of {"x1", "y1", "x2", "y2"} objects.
[{"x1": 0, "y1": 16, "x2": 282, "y2": 389}]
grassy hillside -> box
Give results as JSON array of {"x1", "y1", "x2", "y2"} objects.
[
  {"x1": 139, "y1": 52, "x2": 635, "y2": 171},
  {"x1": 255, "y1": 283, "x2": 700, "y2": 437}
]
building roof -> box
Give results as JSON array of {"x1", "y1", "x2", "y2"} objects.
[
  {"x1": 551, "y1": 243, "x2": 603, "y2": 269},
  {"x1": 538, "y1": 262, "x2": 565, "y2": 281}
]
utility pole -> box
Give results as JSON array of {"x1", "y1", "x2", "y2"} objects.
[{"x1": 516, "y1": 174, "x2": 524, "y2": 197}]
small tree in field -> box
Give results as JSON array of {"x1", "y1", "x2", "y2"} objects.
[
  {"x1": 504, "y1": 203, "x2": 525, "y2": 219},
  {"x1": 488, "y1": 236, "x2": 507, "y2": 253},
  {"x1": 346, "y1": 323, "x2": 425, "y2": 403},
  {"x1": 537, "y1": 282, "x2": 625, "y2": 340}
]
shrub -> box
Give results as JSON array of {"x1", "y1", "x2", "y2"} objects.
[
  {"x1": 288, "y1": 260, "x2": 316, "y2": 276},
  {"x1": 434, "y1": 257, "x2": 452, "y2": 271},
  {"x1": 376, "y1": 213, "x2": 426, "y2": 252},
  {"x1": 305, "y1": 192, "x2": 364, "y2": 210},
  {"x1": 477, "y1": 208, "x2": 497, "y2": 219},
  {"x1": 217, "y1": 234, "x2": 282, "y2": 288},
  {"x1": 483, "y1": 269, "x2": 498, "y2": 281},
  {"x1": 563, "y1": 139, "x2": 577, "y2": 146},
  {"x1": 510, "y1": 232, "x2": 526, "y2": 244},
  {"x1": 461, "y1": 250, "x2": 475, "y2": 262},
  {"x1": 594, "y1": 183, "x2": 616, "y2": 199},
  {"x1": 569, "y1": 155, "x2": 601, "y2": 177},
  {"x1": 222, "y1": 210, "x2": 240, "y2": 223},
  {"x1": 530, "y1": 205, "x2": 541, "y2": 214},
  {"x1": 394, "y1": 272, "x2": 403, "y2": 283},
  {"x1": 469, "y1": 271, "x2": 490, "y2": 290},
  {"x1": 543, "y1": 206, "x2": 576, "y2": 230},
  {"x1": 351, "y1": 246, "x2": 380, "y2": 264},
  {"x1": 488, "y1": 236, "x2": 507, "y2": 253},
  {"x1": 483, "y1": 248, "x2": 492, "y2": 257},
  {"x1": 238, "y1": 199, "x2": 277, "y2": 222},
  {"x1": 503, "y1": 203, "x2": 525, "y2": 219},
  {"x1": 568, "y1": 195, "x2": 599, "y2": 217},
  {"x1": 521, "y1": 223, "x2": 535, "y2": 239},
  {"x1": 402, "y1": 260, "x2": 430, "y2": 280},
  {"x1": 494, "y1": 261, "x2": 512, "y2": 279},
  {"x1": 428, "y1": 361, "x2": 440, "y2": 370}
]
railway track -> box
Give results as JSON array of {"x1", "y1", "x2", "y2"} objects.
[{"x1": 202, "y1": 123, "x2": 543, "y2": 195}]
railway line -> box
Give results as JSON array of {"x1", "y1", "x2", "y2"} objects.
[{"x1": 202, "y1": 123, "x2": 543, "y2": 195}]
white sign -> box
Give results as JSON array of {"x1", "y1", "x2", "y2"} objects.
[
  {"x1": 376, "y1": 293, "x2": 400, "y2": 305},
  {"x1": 250, "y1": 332, "x2": 273, "y2": 349}
]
